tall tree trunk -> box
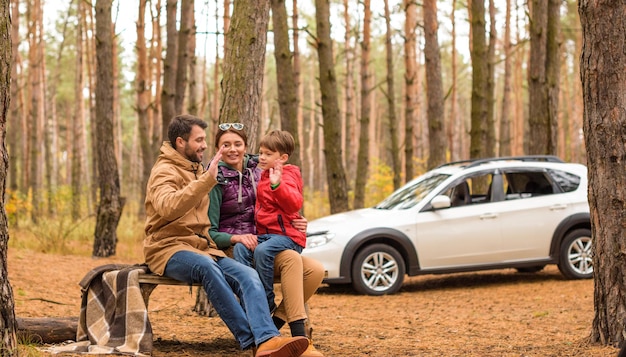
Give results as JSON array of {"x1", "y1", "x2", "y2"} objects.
[
  {"x1": 93, "y1": 0, "x2": 124, "y2": 257},
  {"x1": 72, "y1": 0, "x2": 86, "y2": 220},
  {"x1": 219, "y1": 0, "x2": 270, "y2": 150},
  {"x1": 8, "y1": 0, "x2": 20, "y2": 202},
  {"x1": 383, "y1": 0, "x2": 401, "y2": 188},
  {"x1": 28, "y1": 0, "x2": 44, "y2": 223},
  {"x1": 447, "y1": 0, "x2": 458, "y2": 161},
  {"x1": 579, "y1": 0, "x2": 626, "y2": 347},
  {"x1": 499, "y1": 0, "x2": 512, "y2": 157},
  {"x1": 136, "y1": 0, "x2": 152, "y2": 217},
  {"x1": 423, "y1": 0, "x2": 446, "y2": 169},
  {"x1": 342, "y1": 0, "x2": 356, "y2": 182},
  {"x1": 469, "y1": 0, "x2": 489, "y2": 159},
  {"x1": 545, "y1": 0, "x2": 560, "y2": 155},
  {"x1": 270, "y1": 0, "x2": 301, "y2": 168},
  {"x1": 512, "y1": 2, "x2": 525, "y2": 156},
  {"x1": 174, "y1": 0, "x2": 193, "y2": 114},
  {"x1": 0, "y1": 0, "x2": 18, "y2": 353},
  {"x1": 161, "y1": 0, "x2": 178, "y2": 139},
  {"x1": 150, "y1": 0, "x2": 163, "y2": 147},
  {"x1": 569, "y1": 0, "x2": 584, "y2": 163},
  {"x1": 292, "y1": 0, "x2": 304, "y2": 179},
  {"x1": 403, "y1": 0, "x2": 417, "y2": 182},
  {"x1": 354, "y1": 0, "x2": 371, "y2": 209},
  {"x1": 314, "y1": 0, "x2": 349, "y2": 213},
  {"x1": 85, "y1": 5, "x2": 97, "y2": 214},
  {"x1": 187, "y1": 7, "x2": 198, "y2": 115},
  {"x1": 485, "y1": 0, "x2": 496, "y2": 157},
  {"x1": 528, "y1": 0, "x2": 559, "y2": 155}
]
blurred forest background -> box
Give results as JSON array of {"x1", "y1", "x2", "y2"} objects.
[{"x1": 6, "y1": 0, "x2": 583, "y2": 257}]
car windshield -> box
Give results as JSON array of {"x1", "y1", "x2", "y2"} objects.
[{"x1": 375, "y1": 172, "x2": 450, "y2": 209}]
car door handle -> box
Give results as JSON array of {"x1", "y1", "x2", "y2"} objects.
[
  {"x1": 479, "y1": 213, "x2": 498, "y2": 220},
  {"x1": 549, "y1": 204, "x2": 567, "y2": 211}
]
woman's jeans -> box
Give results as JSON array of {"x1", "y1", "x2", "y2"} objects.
[
  {"x1": 163, "y1": 250, "x2": 279, "y2": 349},
  {"x1": 233, "y1": 234, "x2": 303, "y2": 311}
]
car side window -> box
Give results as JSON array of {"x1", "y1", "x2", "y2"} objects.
[
  {"x1": 503, "y1": 171, "x2": 555, "y2": 200},
  {"x1": 548, "y1": 169, "x2": 581, "y2": 192},
  {"x1": 444, "y1": 173, "x2": 495, "y2": 206}
]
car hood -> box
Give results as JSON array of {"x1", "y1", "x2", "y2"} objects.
[{"x1": 307, "y1": 207, "x2": 404, "y2": 234}]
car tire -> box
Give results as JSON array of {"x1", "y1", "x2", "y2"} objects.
[
  {"x1": 351, "y1": 243, "x2": 405, "y2": 296},
  {"x1": 557, "y1": 228, "x2": 593, "y2": 279},
  {"x1": 516, "y1": 265, "x2": 546, "y2": 274}
]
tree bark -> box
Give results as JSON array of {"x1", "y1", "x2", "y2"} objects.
[
  {"x1": 485, "y1": 0, "x2": 496, "y2": 157},
  {"x1": 93, "y1": 0, "x2": 124, "y2": 257},
  {"x1": 579, "y1": 0, "x2": 626, "y2": 347},
  {"x1": 342, "y1": 0, "x2": 356, "y2": 181},
  {"x1": 528, "y1": 0, "x2": 559, "y2": 155},
  {"x1": 383, "y1": 0, "x2": 401, "y2": 188},
  {"x1": 136, "y1": 0, "x2": 153, "y2": 217},
  {"x1": 271, "y1": 0, "x2": 301, "y2": 168},
  {"x1": 354, "y1": 0, "x2": 371, "y2": 210},
  {"x1": 423, "y1": 0, "x2": 446, "y2": 169},
  {"x1": 219, "y1": 0, "x2": 270, "y2": 150},
  {"x1": 161, "y1": 0, "x2": 178, "y2": 139},
  {"x1": 150, "y1": 0, "x2": 163, "y2": 146},
  {"x1": 174, "y1": 0, "x2": 193, "y2": 114},
  {"x1": 469, "y1": 0, "x2": 489, "y2": 159},
  {"x1": 499, "y1": 0, "x2": 512, "y2": 157},
  {"x1": 72, "y1": 0, "x2": 86, "y2": 220},
  {"x1": 403, "y1": 0, "x2": 417, "y2": 182},
  {"x1": 314, "y1": 0, "x2": 349, "y2": 214},
  {"x1": 28, "y1": 0, "x2": 44, "y2": 223},
  {"x1": 0, "y1": 0, "x2": 17, "y2": 353}
]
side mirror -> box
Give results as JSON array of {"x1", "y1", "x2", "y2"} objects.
[{"x1": 431, "y1": 195, "x2": 452, "y2": 210}]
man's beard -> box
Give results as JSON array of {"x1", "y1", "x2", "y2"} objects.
[{"x1": 184, "y1": 144, "x2": 202, "y2": 163}]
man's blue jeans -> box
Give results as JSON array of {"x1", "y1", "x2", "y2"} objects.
[
  {"x1": 233, "y1": 234, "x2": 303, "y2": 312},
  {"x1": 163, "y1": 250, "x2": 279, "y2": 350}
]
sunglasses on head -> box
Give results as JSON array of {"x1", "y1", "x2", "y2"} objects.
[{"x1": 219, "y1": 123, "x2": 244, "y2": 131}]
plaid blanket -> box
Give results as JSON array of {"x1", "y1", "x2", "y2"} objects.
[{"x1": 46, "y1": 264, "x2": 153, "y2": 355}]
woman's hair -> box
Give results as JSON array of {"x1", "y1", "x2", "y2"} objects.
[
  {"x1": 168, "y1": 114, "x2": 207, "y2": 145},
  {"x1": 259, "y1": 130, "x2": 294, "y2": 156},
  {"x1": 215, "y1": 127, "x2": 248, "y2": 148}
]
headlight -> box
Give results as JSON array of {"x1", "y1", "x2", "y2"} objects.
[{"x1": 306, "y1": 231, "x2": 335, "y2": 249}]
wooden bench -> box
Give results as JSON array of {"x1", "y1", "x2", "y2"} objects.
[
  {"x1": 137, "y1": 272, "x2": 313, "y2": 333},
  {"x1": 137, "y1": 273, "x2": 201, "y2": 308}
]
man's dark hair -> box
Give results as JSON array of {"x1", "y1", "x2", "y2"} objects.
[{"x1": 168, "y1": 114, "x2": 208, "y2": 145}]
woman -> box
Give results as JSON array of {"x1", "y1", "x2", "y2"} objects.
[{"x1": 208, "y1": 124, "x2": 325, "y2": 357}]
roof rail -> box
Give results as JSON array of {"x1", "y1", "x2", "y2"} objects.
[{"x1": 437, "y1": 155, "x2": 564, "y2": 169}]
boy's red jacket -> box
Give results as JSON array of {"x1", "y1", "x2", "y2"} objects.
[{"x1": 255, "y1": 164, "x2": 306, "y2": 247}]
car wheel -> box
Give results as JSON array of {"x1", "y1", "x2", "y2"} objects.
[
  {"x1": 557, "y1": 228, "x2": 593, "y2": 279},
  {"x1": 351, "y1": 243, "x2": 405, "y2": 296},
  {"x1": 516, "y1": 265, "x2": 546, "y2": 273}
]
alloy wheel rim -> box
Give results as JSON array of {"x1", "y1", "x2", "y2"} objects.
[
  {"x1": 361, "y1": 252, "x2": 399, "y2": 292},
  {"x1": 568, "y1": 236, "x2": 593, "y2": 275}
]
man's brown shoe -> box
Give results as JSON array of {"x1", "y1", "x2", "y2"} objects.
[
  {"x1": 300, "y1": 339, "x2": 324, "y2": 357},
  {"x1": 255, "y1": 336, "x2": 308, "y2": 357}
]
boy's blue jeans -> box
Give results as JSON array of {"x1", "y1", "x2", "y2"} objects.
[
  {"x1": 233, "y1": 234, "x2": 303, "y2": 311},
  {"x1": 163, "y1": 251, "x2": 279, "y2": 350}
]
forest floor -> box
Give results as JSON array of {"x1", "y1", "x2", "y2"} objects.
[{"x1": 8, "y1": 247, "x2": 621, "y2": 357}]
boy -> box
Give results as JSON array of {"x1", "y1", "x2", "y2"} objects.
[{"x1": 233, "y1": 130, "x2": 305, "y2": 314}]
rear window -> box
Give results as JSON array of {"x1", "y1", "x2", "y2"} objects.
[{"x1": 548, "y1": 169, "x2": 581, "y2": 193}]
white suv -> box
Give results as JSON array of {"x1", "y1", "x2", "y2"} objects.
[{"x1": 303, "y1": 156, "x2": 592, "y2": 295}]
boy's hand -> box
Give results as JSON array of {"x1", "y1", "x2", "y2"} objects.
[
  {"x1": 292, "y1": 216, "x2": 308, "y2": 233},
  {"x1": 269, "y1": 160, "x2": 283, "y2": 186}
]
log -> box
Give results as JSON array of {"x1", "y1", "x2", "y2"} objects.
[{"x1": 17, "y1": 317, "x2": 78, "y2": 344}]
